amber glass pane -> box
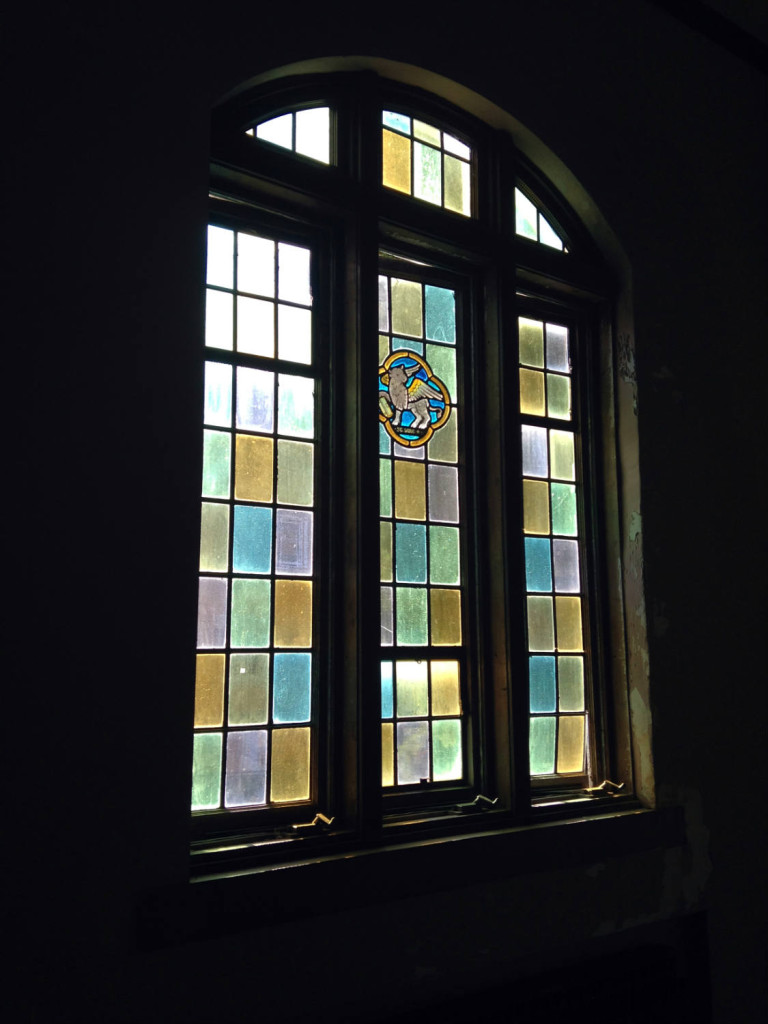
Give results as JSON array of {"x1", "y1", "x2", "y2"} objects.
[
  {"x1": 431, "y1": 660, "x2": 460, "y2": 716},
  {"x1": 382, "y1": 129, "x2": 411, "y2": 194},
  {"x1": 274, "y1": 580, "x2": 312, "y2": 648},
  {"x1": 194, "y1": 653, "x2": 225, "y2": 727},
  {"x1": 557, "y1": 716, "x2": 585, "y2": 773},
  {"x1": 520, "y1": 368, "x2": 546, "y2": 416},
  {"x1": 555, "y1": 596, "x2": 582, "y2": 651},
  {"x1": 234, "y1": 434, "x2": 273, "y2": 503},
  {"x1": 199, "y1": 502, "x2": 230, "y2": 572},
  {"x1": 443, "y1": 154, "x2": 470, "y2": 216},
  {"x1": 396, "y1": 660, "x2": 429, "y2": 718},
  {"x1": 527, "y1": 596, "x2": 555, "y2": 651},
  {"x1": 394, "y1": 460, "x2": 426, "y2": 520},
  {"x1": 380, "y1": 522, "x2": 393, "y2": 582},
  {"x1": 390, "y1": 278, "x2": 423, "y2": 337},
  {"x1": 430, "y1": 589, "x2": 462, "y2": 646},
  {"x1": 270, "y1": 727, "x2": 310, "y2": 802},
  {"x1": 382, "y1": 723, "x2": 394, "y2": 786},
  {"x1": 523, "y1": 479, "x2": 550, "y2": 534},
  {"x1": 558, "y1": 656, "x2": 584, "y2": 712}
]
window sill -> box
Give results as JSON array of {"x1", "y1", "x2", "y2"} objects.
[{"x1": 139, "y1": 804, "x2": 684, "y2": 949}]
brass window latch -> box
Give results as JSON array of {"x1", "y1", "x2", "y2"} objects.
[
  {"x1": 454, "y1": 794, "x2": 499, "y2": 814},
  {"x1": 289, "y1": 812, "x2": 336, "y2": 833}
]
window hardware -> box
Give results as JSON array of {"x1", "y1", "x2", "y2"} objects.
[
  {"x1": 289, "y1": 812, "x2": 335, "y2": 832},
  {"x1": 454, "y1": 794, "x2": 499, "y2": 814}
]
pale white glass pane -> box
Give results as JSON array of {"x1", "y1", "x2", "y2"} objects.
[
  {"x1": 277, "y1": 304, "x2": 312, "y2": 364},
  {"x1": 275, "y1": 509, "x2": 313, "y2": 575},
  {"x1": 278, "y1": 243, "x2": 312, "y2": 306},
  {"x1": 378, "y1": 275, "x2": 389, "y2": 332},
  {"x1": 277, "y1": 374, "x2": 314, "y2": 438},
  {"x1": 515, "y1": 187, "x2": 538, "y2": 239},
  {"x1": 295, "y1": 107, "x2": 330, "y2": 163},
  {"x1": 540, "y1": 214, "x2": 564, "y2": 250},
  {"x1": 236, "y1": 367, "x2": 274, "y2": 433},
  {"x1": 553, "y1": 539, "x2": 581, "y2": 593},
  {"x1": 546, "y1": 324, "x2": 569, "y2": 372},
  {"x1": 256, "y1": 113, "x2": 293, "y2": 150},
  {"x1": 197, "y1": 577, "x2": 228, "y2": 649},
  {"x1": 207, "y1": 226, "x2": 233, "y2": 288},
  {"x1": 381, "y1": 587, "x2": 393, "y2": 646},
  {"x1": 522, "y1": 425, "x2": 548, "y2": 478},
  {"x1": 237, "y1": 233, "x2": 274, "y2": 297},
  {"x1": 443, "y1": 133, "x2": 470, "y2": 160},
  {"x1": 205, "y1": 288, "x2": 233, "y2": 350},
  {"x1": 428, "y1": 465, "x2": 459, "y2": 523},
  {"x1": 237, "y1": 296, "x2": 274, "y2": 358},
  {"x1": 204, "y1": 361, "x2": 232, "y2": 427}
]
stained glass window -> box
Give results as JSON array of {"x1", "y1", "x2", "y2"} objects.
[
  {"x1": 382, "y1": 111, "x2": 472, "y2": 216},
  {"x1": 515, "y1": 187, "x2": 565, "y2": 250},
  {"x1": 193, "y1": 225, "x2": 317, "y2": 810},
  {"x1": 246, "y1": 107, "x2": 331, "y2": 165}
]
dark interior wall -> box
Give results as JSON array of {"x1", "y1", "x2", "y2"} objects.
[{"x1": 7, "y1": 2, "x2": 766, "y2": 1021}]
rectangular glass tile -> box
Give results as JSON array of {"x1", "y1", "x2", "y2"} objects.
[
  {"x1": 236, "y1": 367, "x2": 274, "y2": 433},
  {"x1": 557, "y1": 716, "x2": 585, "y2": 773},
  {"x1": 275, "y1": 509, "x2": 313, "y2": 575},
  {"x1": 383, "y1": 111, "x2": 411, "y2": 133},
  {"x1": 529, "y1": 656, "x2": 556, "y2": 713},
  {"x1": 395, "y1": 522, "x2": 427, "y2": 583},
  {"x1": 229, "y1": 653, "x2": 269, "y2": 725},
  {"x1": 232, "y1": 505, "x2": 272, "y2": 574},
  {"x1": 551, "y1": 483, "x2": 578, "y2": 536},
  {"x1": 225, "y1": 730, "x2": 267, "y2": 807},
  {"x1": 277, "y1": 304, "x2": 311, "y2": 364},
  {"x1": 396, "y1": 721, "x2": 429, "y2": 785},
  {"x1": 558, "y1": 656, "x2": 585, "y2": 712},
  {"x1": 396, "y1": 587, "x2": 428, "y2": 646},
  {"x1": 277, "y1": 243, "x2": 311, "y2": 306},
  {"x1": 432, "y1": 719, "x2": 462, "y2": 780},
  {"x1": 424, "y1": 285, "x2": 456, "y2": 344},
  {"x1": 519, "y1": 317, "x2": 544, "y2": 367},
  {"x1": 237, "y1": 231, "x2": 274, "y2": 297},
  {"x1": 428, "y1": 409, "x2": 458, "y2": 463},
  {"x1": 390, "y1": 278, "x2": 423, "y2": 337},
  {"x1": 207, "y1": 226, "x2": 234, "y2": 288},
  {"x1": 525, "y1": 537, "x2": 552, "y2": 592},
  {"x1": 381, "y1": 586, "x2": 393, "y2": 646},
  {"x1": 413, "y1": 118, "x2": 441, "y2": 145},
  {"x1": 230, "y1": 578, "x2": 270, "y2": 648},
  {"x1": 378, "y1": 275, "x2": 389, "y2": 332},
  {"x1": 555, "y1": 596, "x2": 583, "y2": 651},
  {"x1": 429, "y1": 525, "x2": 460, "y2": 585},
  {"x1": 382, "y1": 723, "x2": 394, "y2": 786},
  {"x1": 426, "y1": 344, "x2": 456, "y2": 400},
  {"x1": 520, "y1": 368, "x2": 546, "y2": 416},
  {"x1": 270, "y1": 727, "x2": 310, "y2": 802},
  {"x1": 394, "y1": 460, "x2": 426, "y2": 520},
  {"x1": 382, "y1": 129, "x2": 411, "y2": 194},
  {"x1": 295, "y1": 106, "x2": 330, "y2": 164},
  {"x1": 199, "y1": 502, "x2": 230, "y2": 572},
  {"x1": 523, "y1": 479, "x2": 550, "y2": 534},
  {"x1": 273, "y1": 652, "x2": 311, "y2": 723},
  {"x1": 204, "y1": 362, "x2": 232, "y2": 427},
  {"x1": 277, "y1": 374, "x2": 314, "y2": 438},
  {"x1": 235, "y1": 434, "x2": 273, "y2": 503},
  {"x1": 431, "y1": 660, "x2": 460, "y2": 716},
  {"x1": 380, "y1": 458, "x2": 392, "y2": 516},
  {"x1": 381, "y1": 662, "x2": 394, "y2": 719},
  {"x1": 273, "y1": 580, "x2": 312, "y2": 648},
  {"x1": 396, "y1": 660, "x2": 428, "y2": 718},
  {"x1": 430, "y1": 589, "x2": 462, "y2": 646},
  {"x1": 205, "y1": 288, "x2": 233, "y2": 350},
  {"x1": 202, "y1": 430, "x2": 231, "y2": 499},
  {"x1": 529, "y1": 717, "x2": 555, "y2": 775},
  {"x1": 276, "y1": 440, "x2": 314, "y2": 507},
  {"x1": 414, "y1": 142, "x2": 441, "y2": 205},
  {"x1": 191, "y1": 732, "x2": 222, "y2": 810},
  {"x1": 237, "y1": 295, "x2": 274, "y2": 358},
  {"x1": 527, "y1": 595, "x2": 555, "y2": 651},
  {"x1": 197, "y1": 576, "x2": 228, "y2": 649},
  {"x1": 443, "y1": 133, "x2": 470, "y2": 160},
  {"x1": 428, "y1": 464, "x2": 459, "y2": 523},
  {"x1": 550, "y1": 430, "x2": 575, "y2": 481},
  {"x1": 552, "y1": 539, "x2": 580, "y2": 593},
  {"x1": 546, "y1": 323, "x2": 569, "y2": 371},
  {"x1": 521, "y1": 425, "x2": 548, "y2": 478},
  {"x1": 444, "y1": 154, "x2": 470, "y2": 216},
  {"x1": 547, "y1": 373, "x2": 571, "y2": 420},
  {"x1": 194, "y1": 653, "x2": 225, "y2": 727},
  {"x1": 515, "y1": 189, "x2": 538, "y2": 240}
]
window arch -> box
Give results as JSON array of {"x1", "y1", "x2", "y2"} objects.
[{"x1": 192, "y1": 66, "x2": 636, "y2": 866}]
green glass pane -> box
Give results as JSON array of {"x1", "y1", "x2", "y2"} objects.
[
  {"x1": 229, "y1": 653, "x2": 269, "y2": 725},
  {"x1": 191, "y1": 732, "x2": 222, "y2": 810},
  {"x1": 432, "y1": 719, "x2": 462, "y2": 781},
  {"x1": 550, "y1": 430, "x2": 575, "y2": 481},
  {"x1": 425, "y1": 344, "x2": 456, "y2": 400},
  {"x1": 547, "y1": 374, "x2": 571, "y2": 420},
  {"x1": 278, "y1": 374, "x2": 314, "y2": 438},
  {"x1": 276, "y1": 440, "x2": 314, "y2": 506},
  {"x1": 428, "y1": 409, "x2": 458, "y2": 463},
  {"x1": 444, "y1": 154, "x2": 470, "y2": 216},
  {"x1": 527, "y1": 596, "x2": 555, "y2": 651},
  {"x1": 379, "y1": 422, "x2": 391, "y2": 454},
  {"x1": 380, "y1": 458, "x2": 392, "y2": 516},
  {"x1": 199, "y1": 502, "x2": 230, "y2": 572},
  {"x1": 379, "y1": 333, "x2": 390, "y2": 363},
  {"x1": 380, "y1": 522, "x2": 392, "y2": 582},
  {"x1": 551, "y1": 483, "x2": 578, "y2": 536},
  {"x1": 558, "y1": 656, "x2": 584, "y2": 712},
  {"x1": 204, "y1": 361, "x2": 232, "y2": 427},
  {"x1": 390, "y1": 278, "x2": 423, "y2": 338},
  {"x1": 424, "y1": 285, "x2": 456, "y2": 344},
  {"x1": 396, "y1": 587, "x2": 428, "y2": 645},
  {"x1": 529, "y1": 717, "x2": 556, "y2": 775},
  {"x1": 429, "y1": 526, "x2": 460, "y2": 585},
  {"x1": 396, "y1": 660, "x2": 428, "y2": 717},
  {"x1": 202, "y1": 430, "x2": 231, "y2": 499},
  {"x1": 395, "y1": 523, "x2": 427, "y2": 583},
  {"x1": 231, "y1": 579, "x2": 271, "y2": 648},
  {"x1": 414, "y1": 142, "x2": 441, "y2": 206},
  {"x1": 519, "y1": 317, "x2": 544, "y2": 367}
]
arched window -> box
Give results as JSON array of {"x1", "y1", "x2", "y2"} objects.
[{"x1": 192, "y1": 68, "x2": 633, "y2": 865}]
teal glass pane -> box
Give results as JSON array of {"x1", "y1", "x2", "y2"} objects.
[
  {"x1": 233, "y1": 505, "x2": 272, "y2": 574},
  {"x1": 392, "y1": 336, "x2": 423, "y2": 355},
  {"x1": 224, "y1": 730, "x2": 267, "y2": 807},
  {"x1": 529, "y1": 656, "x2": 556, "y2": 713},
  {"x1": 204, "y1": 362, "x2": 232, "y2": 427},
  {"x1": 424, "y1": 285, "x2": 456, "y2": 344},
  {"x1": 275, "y1": 509, "x2": 313, "y2": 576},
  {"x1": 381, "y1": 662, "x2": 393, "y2": 718},
  {"x1": 380, "y1": 458, "x2": 392, "y2": 516},
  {"x1": 202, "y1": 430, "x2": 231, "y2": 499},
  {"x1": 191, "y1": 732, "x2": 222, "y2": 810},
  {"x1": 396, "y1": 661, "x2": 428, "y2": 717},
  {"x1": 414, "y1": 142, "x2": 441, "y2": 205},
  {"x1": 432, "y1": 719, "x2": 462, "y2": 781},
  {"x1": 231, "y1": 579, "x2": 271, "y2": 648},
  {"x1": 396, "y1": 587, "x2": 428, "y2": 645},
  {"x1": 395, "y1": 523, "x2": 427, "y2": 583},
  {"x1": 278, "y1": 374, "x2": 314, "y2": 438},
  {"x1": 396, "y1": 721, "x2": 429, "y2": 784},
  {"x1": 273, "y1": 653, "x2": 311, "y2": 723},
  {"x1": 429, "y1": 526, "x2": 460, "y2": 585},
  {"x1": 236, "y1": 367, "x2": 274, "y2": 433},
  {"x1": 425, "y1": 344, "x2": 456, "y2": 400},
  {"x1": 551, "y1": 483, "x2": 578, "y2": 536},
  {"x1": 529, "y1": 716, "x2": 556, "y2": 775},
  {"x1": 383, "y1": 110, "x2": 410, "y2": 133},
  {"x1": 525, "y1": 537, "x2": 552, "y2": 592}
]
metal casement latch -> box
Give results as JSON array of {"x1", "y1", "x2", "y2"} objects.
[
  {"x1": 290, "y1": 812, "x2": 335, "y2": 832},
  {"x1": 454, "y1": 794, "x2": 499, "y2": 814},
  {"x1": 584, "y1": 779, "x2": 625, "y2": 796}
]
